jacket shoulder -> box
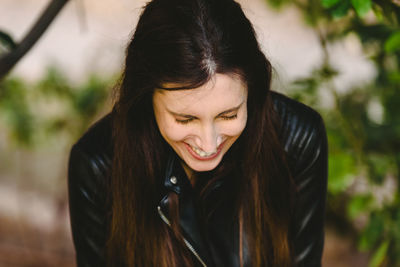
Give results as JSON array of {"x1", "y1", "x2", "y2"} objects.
[
  {"x1": 70, "y1": 112, "x2": 113, "y2": 193},
  {"x1": 271, "y1": 91, "x2": 322, "y2": 122},
  {"x1": 68, "y1": 113, "x2": 113, "y2": 266},
  {"x1": 74, "y1": 112, "x2": 113, "y2": 157},
  {"x1": 271, "y1": 92, "x2": 328, "y2": 266},
  {"x1": 271, "y1": 91, "x2": 326, "y2": 171}
]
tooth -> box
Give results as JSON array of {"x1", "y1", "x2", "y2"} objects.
[{"x1": 190, "y1": 144, "x2": 216, "y2": 157}]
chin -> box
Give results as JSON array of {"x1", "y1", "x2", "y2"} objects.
[{"x1": 186, "y1": 160, "x2": 221, "y2": 172}]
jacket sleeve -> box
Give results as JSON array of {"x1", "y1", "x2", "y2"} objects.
[
  {"x1": 288, "y1": 114, "x2": 328, "y2": 267},
  {"x1": 68, "y1": 144, "x2": 108, "y2": 267}
]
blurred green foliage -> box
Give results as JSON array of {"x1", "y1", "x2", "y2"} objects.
[
  {"x1": 266, "y1": 0, "x2": 400, "y2": 266},
  {"x1": 0, "y1": 67, "x2": 113, "y2": 148}
]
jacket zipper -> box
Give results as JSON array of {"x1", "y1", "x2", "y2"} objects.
[{"x1": 157, "y1": 206, "x2": 208, "y2": 267}]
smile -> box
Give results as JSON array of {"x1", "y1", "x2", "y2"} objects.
[
  {"x1": 190, "y1": 145, "x2": 216, "y2": 157},
  {"x1": 184, "y1": 141, "x2": 225, "y2": 160}
]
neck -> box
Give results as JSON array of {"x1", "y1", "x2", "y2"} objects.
[{"x1": 181, "y1": 161, "x2": 196, "y2": 186}]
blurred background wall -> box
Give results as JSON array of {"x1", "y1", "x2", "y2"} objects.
[{"x1": 0, "y1": 0, "x2": 399, "y2": 266}]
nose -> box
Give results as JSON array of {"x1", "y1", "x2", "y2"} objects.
[{"x1": 194, "y1": 123, "x2": 222, "y2": 153}]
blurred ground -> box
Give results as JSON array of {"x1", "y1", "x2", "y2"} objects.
[
  {"x1": 0, "y1": 214, "x2": 74, "y2": 267},
  {"x1": 323, "y1": 228, "x2": 369, "y2": 267},
  {"x1": 0, "y1": 205, "x2": 73, "y2": 266}
]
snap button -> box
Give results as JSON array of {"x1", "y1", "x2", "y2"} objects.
[{"x1": 170, "y1": 176, "x2": 178, "y2": 185}]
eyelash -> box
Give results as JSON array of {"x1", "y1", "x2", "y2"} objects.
[
  {"x1": 175, "y1": 114, "x2": 238, "y2": 124},
  {"x1": 175, "y1": 118, "x2": 193, "y2": 124},
  {"x1": 222, "y1": 114, "x2": 238, "y2": 120}
]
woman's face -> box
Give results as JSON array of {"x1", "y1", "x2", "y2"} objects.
[{"x1": 153, "y1": 74, "x2": 248, "y2": 175}]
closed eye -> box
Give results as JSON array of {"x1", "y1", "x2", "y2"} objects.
[
  {"x1": 176, "y1": 114, "x2": 238, "y2": 124},
  {"x1": 220, "y1": 114, "x2": 238, "y2": 120},
  {"x1": 175, "y1": 117, "x2": 194, "y2": 124}
]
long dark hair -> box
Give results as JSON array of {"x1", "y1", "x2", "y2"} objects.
[{"x1": 108, "y1": 0, "x2": 295, "y2": 266}]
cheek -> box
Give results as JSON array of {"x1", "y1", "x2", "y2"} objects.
[
  {"x1": 221, "y1": 116, "x2": 247, "y2": 137},
  {"x1": 154, "y1": 110, "x2": 187, "y2": 142},
  {"x1": 226, "y1": 123, "x2": 246, "y2": 137},
  {"x1": 220, "y1": 122, "x2": 246, "y2": 136},
  {"x1": 159, "y1": 120, "x2": 191, "y2": 142}
]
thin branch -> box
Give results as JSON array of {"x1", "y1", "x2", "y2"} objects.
[{"x1": 0, "y1": 0, "x2": 70, "y2": 80}]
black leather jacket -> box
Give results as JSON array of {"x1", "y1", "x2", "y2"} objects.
[{"x1": 68, "y1": 91, "x2": 328, "y2": 267}]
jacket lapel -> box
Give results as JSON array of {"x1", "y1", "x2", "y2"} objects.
[{"x1": 158, "y1": 153, "x2": 213, "y2": 266}]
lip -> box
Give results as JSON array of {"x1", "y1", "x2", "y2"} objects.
[{"x1": 184, "y1": 140, "x2": 226, "y2": 161}]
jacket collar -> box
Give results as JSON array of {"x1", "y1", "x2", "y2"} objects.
[
  {"x1": 163, "y1": 152, "x2": 192, "y2": 196},
  {"x1": 158, "y1": 152, "x2": 213, "y2": 266}
]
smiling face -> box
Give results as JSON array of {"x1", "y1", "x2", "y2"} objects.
[{"x1": 153, "y1": 73, "x2": 248, "y2": 177}]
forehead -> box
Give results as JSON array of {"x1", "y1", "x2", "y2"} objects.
[{"x1": 153, "y1": 74, "x2": 247, "y2": 113}]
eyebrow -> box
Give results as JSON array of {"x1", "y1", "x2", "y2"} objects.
[{"x1": 167, "y1": 101, "x2": 245, "y2": 119}]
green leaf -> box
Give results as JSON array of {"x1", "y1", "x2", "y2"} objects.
[
  {"x1": 37, "y1": 67, "x2": 72, "y2": 97},
  {"x1": 372, "y1": 4, "x2": 384, "y2": 21},
  {"x1": 0, "y1": 30, "x2": 16, "y2": 50},
  {"x1": 328, "y1": 152, "x2": 357, "y2": 194},
  {"x1": 367, "y1": 154, "x2": 395, "y2": 184},
  {"x1": 388, "y1": 71, "x2": 400, "y2": 83},
  {"x1": 322, "y1": 0, "x2": 341, "y2": 8},
  {"x1": 351, "y1": 0, "x2": 372, "y2": 17},
  {"x1": 369, "y1": 240, "x2": 389, "y2": 267},
  {"x1": 347, "y1": 195, "x2": 373, "y2": 219},
  {"x1": 384, "y1": 32, "x2": 400, "y2": 53},
  {"x1": 331, "y1": 0, "x2": 352, "y2": 18},
  {"x1": 0, "y1": 78, "x2": 34, "y2": 146},
  {"x1": 359, "y1": 213, "x2": 384, "y2": 251}
]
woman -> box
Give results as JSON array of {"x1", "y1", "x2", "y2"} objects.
[{"x1": 68, "y1": 0, "x2": 328, "y2": 266}]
